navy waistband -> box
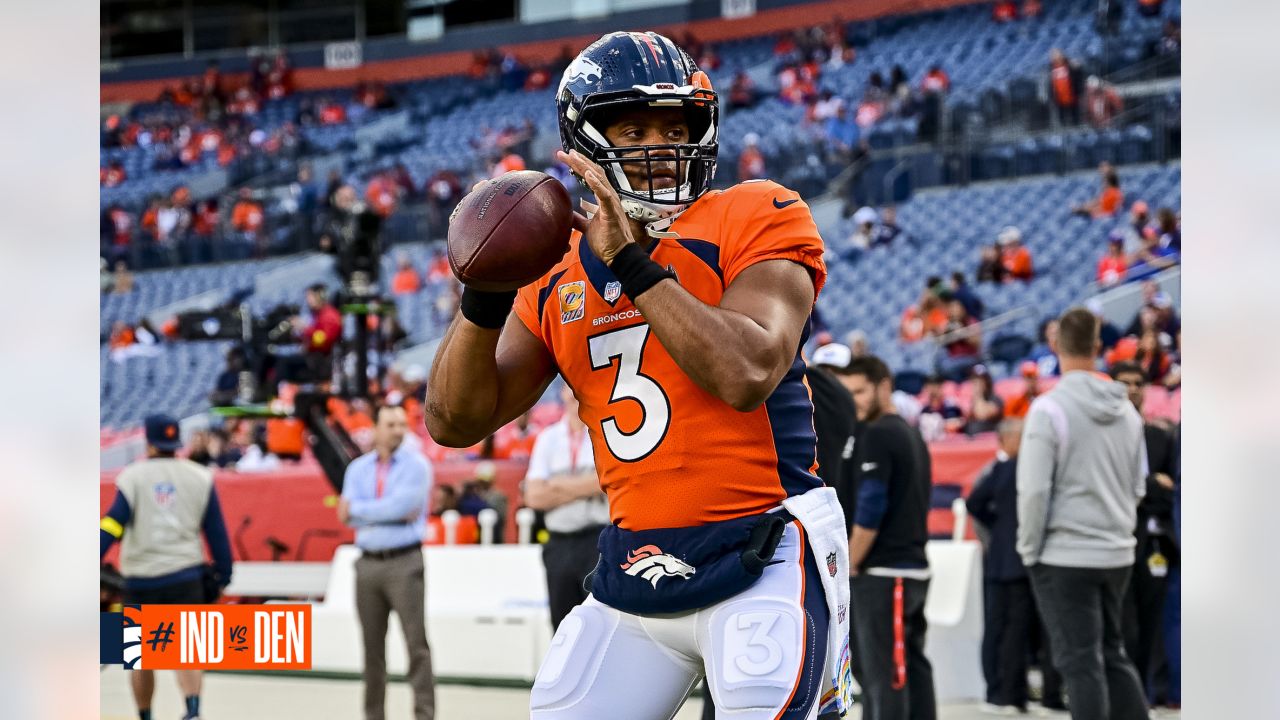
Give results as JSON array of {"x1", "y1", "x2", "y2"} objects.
[{"x1": 124, "y1": 566, "x2": 204, "y2": 590}]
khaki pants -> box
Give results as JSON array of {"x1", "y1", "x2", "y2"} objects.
[{"x1": 355, "y1": 549, "x2": 435, "y2": 720}]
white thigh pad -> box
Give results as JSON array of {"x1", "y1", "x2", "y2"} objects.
[
  {"x1": 531, "y1": 602, "x2": 619, "y2": 711},
  {"x1": 705, "y1": 598, "x2": 805, "y2": 713}
]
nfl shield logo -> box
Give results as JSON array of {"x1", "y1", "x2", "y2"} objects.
[
  {"x1": 603, "y1": 281, "x2": 622, "y2": 303},
  {"x1": 153, "y1": 482, "x2": 176, "y2": 509},
  {"x1": 826, "y1": 552, "x2": 838, "y2": 577}
]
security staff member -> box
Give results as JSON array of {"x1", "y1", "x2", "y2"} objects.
[
  {"x1": 100, "y1": 414, "x2": 233, "y2": 720},
  {"x1": 338, "y1": 404, "x2": 436, "y2": 720},
  {"x1": 843, "y1": 356, "x2": 937, "y2": 720},
  {"x1": 522, "y1": 384, "x2": 609, "y2": 630}
]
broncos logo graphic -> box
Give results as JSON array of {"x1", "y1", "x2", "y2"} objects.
[
  {"x1": 122, "y1": 605, "x2": 144, "y2": 669},
  {"x1": 558, "y1": 57, "x2": 604, "y2": 95},
  {"x1": 619, "y1": 545, "x2": 696, "y2": 588}
]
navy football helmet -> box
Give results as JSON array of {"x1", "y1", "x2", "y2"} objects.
[{"x1": 557, "y1": 31, "x2": 719, "y2": 226}]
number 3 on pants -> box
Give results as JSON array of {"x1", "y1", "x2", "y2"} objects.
[{"x1": 587, "y1": 324, "x2": 671, "y2": 462}]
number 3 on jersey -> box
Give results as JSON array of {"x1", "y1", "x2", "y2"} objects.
[{"x1": 587, "y1": 324, "x2": 671, "y2": 462}]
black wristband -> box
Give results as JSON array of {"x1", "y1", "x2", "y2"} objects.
[
  {"x1": 460, "y1": 287, "x2": 517, "y2": 329},
  {"x1": 608, "y1": 243, "x2": 676, "y2": 300}
]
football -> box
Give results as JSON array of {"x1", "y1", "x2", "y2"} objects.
[{"x1": 447, "y1": 170, "x2": 575, "y2": 292}]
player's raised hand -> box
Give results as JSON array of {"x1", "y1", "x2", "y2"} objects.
[{"x1": 557, "y1": 149, "x2": 637, "y2": 266}]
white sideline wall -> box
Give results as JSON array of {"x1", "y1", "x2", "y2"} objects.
[{"x1": 304, "y1": 541, "x2": 984, "y2": 699}]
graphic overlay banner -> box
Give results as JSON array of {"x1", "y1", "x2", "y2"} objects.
[{"x1": 100, "y1": 605, "x2": 311, "y2": 670}]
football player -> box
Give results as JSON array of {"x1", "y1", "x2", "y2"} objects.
[{"x1": 426, "y1": 32, "x2": 851, "y2": 719}]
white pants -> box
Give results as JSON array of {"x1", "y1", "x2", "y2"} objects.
[{"x1": 530, "y1": 521, "x2": 829, "y2": 719}]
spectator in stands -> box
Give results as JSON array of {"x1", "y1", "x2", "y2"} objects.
[
  {"x1": 318, "y1": 96, "x2": 347, "y2": 125},
  {"x1": 235, "y1": 435, "x2": 282, "y2": 473},
  {"x1": 921, "y1": 64, "x2": 950, "y2": 95},
  {"x1": 430, "y1": 485, "x2": 458, "y2": 517},
  {"x1": 1085, "y1": 75, "x2": 1124, "y2": 129},
  {"x1": 1026, "y1": 318, "x2": 1062, "y2": 378},
  {"x1": 1097, "y1": 231, "x2": 1129, "y2": 287},
  {"x1": 900, "y1": 282, "x2": 948, "y2": 342},
  {"x1": 847, "y1": 206, "x2": 878, "y2": 257},
  {"x1": 1155, "y1": 207, "x2": 1180, "y2": 251},
  {"x1": 1072, "y1": 165, "x2": 1124, "y2": 218},
  {"x1": 992, "y1": 0, "x2": 1018, "y2": 22},
  {"x1": 1005, "y1": 361, "x2": 1041, "y2": 419},
  {"x1": 1128, "y1": 228, "x2": 1179, "y2": 280},
  {"x1": 230, "y1": 187, "x2": 265, "y2": 258},
  {"x1": 964, "y1": 366, "x2": 1006, "y2": 435},
  {"x1": 185, "y1": 430, "x2": 213, "y2": 466},
  {"x1": 728, "y1": 71, "x2": 757, "y2": 109},
  {"x1": 111, "y1": 260, "x2": 135, "y2": 295},
  {"x1": 737, "y1": 133, "x2": 766, "y2": 182},
  {"x1": 940, "y1": 295, "x2": 982, "y2": 381},
  {"x1": 977, "y1": 244, "x2": 1007, "y2": 284},
  {"x1": 968, "y1": 418, "x2": 1032, "y2": 714},
  {"x1": 101, "y1": 160, "x2": 127, "y2": 187},
  {"x1": 1048, "y1": 49, "x2": 1082, "y2": 126},
  {"x1": 998, "y1": 226, "x2": 1035, "y2": 281},
  {"x1": 391, "y1": 254, "x2": 422, "y2": 296},
  {"x1": 823, "y1": 103, "x2": 861, "y2": 165},
  {"x1": 1110, "y1": 362, "x2": 1179, "y2": 705},
  {"x1": 870, "y1": 206, "x2": 903, "y2": 248},
  {"x1": 1128, "y1": 200, "x2": 1152, "y2": 242},
  {"x1": 950, "y1": 271, "x2": 985, "y2": 320},
  {"x1": 365, "y1": 171, "x2": 401, "y2": 218},
  {"x1": 919, "y1": 374, "x2": 965, "y2": 439},
  {"x1": 1017, "y1": 307, "x2": 1149, "y2": 720}
]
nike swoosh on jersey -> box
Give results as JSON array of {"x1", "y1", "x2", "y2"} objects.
[{"x1": 773, "y1": 197, "x2": 800, "y2": 209}]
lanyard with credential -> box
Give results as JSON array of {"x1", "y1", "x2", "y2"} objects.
[
  {"x1": 567, "y1": 427, "x2": 584, "y2": 471},
  {"x1": 375, "y1": 458, "x2": 390, "y2": 498}
]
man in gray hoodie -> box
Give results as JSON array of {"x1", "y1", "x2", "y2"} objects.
[{"x1": 1016, "y1": 307, "x2": 1149, "y2": 720}]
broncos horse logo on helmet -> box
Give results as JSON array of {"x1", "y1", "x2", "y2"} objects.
[
  {"x1": 619, "y1": 544, "x2": 697, "y2": 588},
  {"x1": 557, "y1": 31, "x2": 719, "y2": 230}
]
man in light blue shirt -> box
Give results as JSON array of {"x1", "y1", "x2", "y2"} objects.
[{"x1": 338, "y1": 404, "x2": 436, "y2": 720}]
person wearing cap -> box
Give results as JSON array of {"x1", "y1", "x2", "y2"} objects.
[
  {"x1": 338, "y1": 404, "x2": 436, "y2": 720},
  {"x1": 847, "y1": 206, "x2": 879, "y2": 259},
  {"x1": 1097, "y1": 230, "x2": 1129, "y2": 287},
  {"x1": 998, "y1": 226, "x2": 1034, "y2": 282},
  {"x1": 100, "y1": 414, "x2": 233, "y2": 720},
  {"x1": 1005, "y1": 361, "x2": 1042, "y2": 419},
  {"x1": 522, "y1": 384, "x2": 609, "y2": 630},
  {"x1": 870, "y1": 205, "x2": 903, "y2": 248},
  {"x1": 1129, "y1": 200, "x2": 1151, "y2": 244}
]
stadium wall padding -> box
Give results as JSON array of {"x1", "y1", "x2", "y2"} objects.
[{"x1": 100, "y1": 437, "x2": 997, "y2": 563}]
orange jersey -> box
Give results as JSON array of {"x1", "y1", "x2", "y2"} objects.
[{"x1": 513, "y1": 180, "x2": 826, "y2": 531}]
